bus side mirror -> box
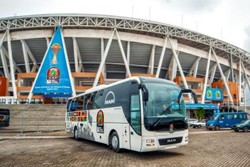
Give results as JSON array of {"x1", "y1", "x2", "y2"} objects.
[
  {"x1": 178, "y1": 89, "x2": 198, "y2": 104},
  {"x1": 139, "y1": 84, "x2": 148, "y2": 101},
  {"x1": 143, "y1": 91, "x2": 148, "y2": 102}
]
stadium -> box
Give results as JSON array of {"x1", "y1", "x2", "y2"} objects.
[{"x1": 0, "y1": 14, "x2": 250, "y2": 117}]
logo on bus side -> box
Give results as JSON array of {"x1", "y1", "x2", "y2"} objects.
[
  {"x1": 96, "y1": 110, "x2": 104, "y2": 133},
  {"x1": 104, "y1": 91, "x2": 115, "y2": 105}
]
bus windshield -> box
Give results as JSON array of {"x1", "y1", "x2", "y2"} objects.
[{"x1": 143, "y1": 83, "x2": 187, "y2": 131}]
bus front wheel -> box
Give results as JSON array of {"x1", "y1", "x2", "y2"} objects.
[{"x1": 110, "y1": 132, "x2": 120, "y2": 153}]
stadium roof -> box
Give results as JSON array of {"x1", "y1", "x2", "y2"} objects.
[{"x1": 0, "y1": 14, "x2": 250, "y2": 79}]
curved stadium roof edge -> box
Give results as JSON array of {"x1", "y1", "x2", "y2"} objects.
[{"x1": 0, "y1": 13, "x2": 250, "y2": 66}]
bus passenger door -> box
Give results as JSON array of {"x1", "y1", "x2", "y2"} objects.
[{"x1": 129, "y1": 93, "x2": 142, "y2": 152}]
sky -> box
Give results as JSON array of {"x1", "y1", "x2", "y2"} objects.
[
  {"x1": 0, "y1": 0, "x2": 250, "y2": 52},
  {"x1": 1, "y1": 0, "x2": 250, "y2": 104}
]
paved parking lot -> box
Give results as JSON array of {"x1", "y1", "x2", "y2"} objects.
[{"x1": 0, "y1": 129, "x2": 249, "y2": 167}]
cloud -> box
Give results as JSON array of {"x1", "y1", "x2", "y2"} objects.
[
  {"x1": 244, "y1": 25, "x2": 250, "y2": 52},
  {"x1": 161, "y1": 0, "x2": 222, "y2": 14}
]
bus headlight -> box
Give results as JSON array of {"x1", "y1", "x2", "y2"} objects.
[
  {"x1": 146, "y1": 139, "x2": 155, "y2": 146},
  {"x1": 146, "y1": 139, "x2": 155, "y2": 143}
]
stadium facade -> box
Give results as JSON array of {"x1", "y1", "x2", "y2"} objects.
[{"x1": 0, "y1": 14, "x2": 250, "y2": 114}]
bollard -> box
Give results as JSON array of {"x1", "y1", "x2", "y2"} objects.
[
  {"x1": 21, "y1": 111, "x2": 23, "y2": 135},
  {"x1": 37, "y1": 108, "x2": 40, "y2": 133}
]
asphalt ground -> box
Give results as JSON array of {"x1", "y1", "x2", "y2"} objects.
[{"x1": 0, "y1": 128, "x2": 249, "y2": 167}]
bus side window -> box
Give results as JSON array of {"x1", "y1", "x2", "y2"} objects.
[
  {"x1": 67, "y1": 100, "x2": 72, "y2": 112},
  {"x1": 70, "y1": 100, "x2": 77, "y2": 111},
  {"x1": 76, "y1": 96, "x2": 84, "y2": 110},
  {"x1": 93, "y1": 91, "x2": 102, "y2": 109},
  {"x1": 86, "y1": 93, "x2": 96, "y2": 110},
  {"x1": 130, "y1": 94, "x2": 141, "y2": 135}
]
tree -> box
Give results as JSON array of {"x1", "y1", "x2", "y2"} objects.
[{"x1": 194, "y1": 107, "x2": 205, "y2": 121}]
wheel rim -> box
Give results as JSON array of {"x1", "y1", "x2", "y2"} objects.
[{"x1": 112, "y1": 136, "x2": 118, "y2": 149}]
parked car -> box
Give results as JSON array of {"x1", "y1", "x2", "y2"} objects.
[
  {"x1": 187, "y1": 118, "x2": 198, "y2": 127},
  {"x1": 232, "y1": 120, "x2": 250, "y2": 132},
  {"x1": 206, "y1": 112, "x2": 248, "y2": 130},
  {"x1": 192, "y1": 120, "x2": 206, "y2": 128},
  {"x1": 0, "y1": 109, "x2": 10, "y2": 127}
]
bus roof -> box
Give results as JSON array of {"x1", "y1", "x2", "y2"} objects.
[{"x1": 68, "y1": 77, "x2": 178, "y2": 100}]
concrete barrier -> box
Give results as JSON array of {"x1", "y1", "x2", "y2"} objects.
[{"x1": 0, "y1": 104, "x2": 66, "y2": 134}]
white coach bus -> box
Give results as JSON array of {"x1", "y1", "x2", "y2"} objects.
[{"x1": 65, "y1": 77, "x2": 197, "y2": 152}]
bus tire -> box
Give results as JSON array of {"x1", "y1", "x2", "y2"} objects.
[
  {"x1": 74, "y1": 127, "x2": 79, "y2": 140},
  {"x1": 214, "y1": 125, "x2": 220, "y2": 131},
  {"x1": 110, "y1": 132, "x2": 120, "y2": 153}
]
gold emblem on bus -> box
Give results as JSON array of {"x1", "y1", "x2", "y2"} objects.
[{"x1": 170, "y1": 123, "x2": 174, "y2": 133}]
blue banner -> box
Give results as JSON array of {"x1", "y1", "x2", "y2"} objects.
[
  {"x1": 184, "y1": 103, "x2": 218, "y2": 110},
  {"x1": 205, "y1": 88, "x2": 223, "y2": 101},
  {"x1": 32, "y1": 27, "x2": 73, "y2": 97}
]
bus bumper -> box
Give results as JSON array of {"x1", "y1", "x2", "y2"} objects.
[{"x1": 140, "y1": 134, "x2": 189, "y2": 152}]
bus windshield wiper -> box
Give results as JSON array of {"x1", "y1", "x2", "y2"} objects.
[{"x1": 153, "y1": 116, "x2": 168, "y2": 128}]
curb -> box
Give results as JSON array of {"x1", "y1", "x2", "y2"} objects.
[{"x1": 0, "y1": 136, "x2": 70, "y2": 140}]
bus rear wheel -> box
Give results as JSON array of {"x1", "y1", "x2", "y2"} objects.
[
  {"x1": 74, "y1": 127, "x2": 79, "y2": 140},
  {"x1": 110, "y1": 132, "x2": 120, "y2": 153}
]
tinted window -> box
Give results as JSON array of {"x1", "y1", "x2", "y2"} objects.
[
  {"x1": 130, "y1": 94, "x2": 141, "y2": 134},
  {"x1": 227, "y1": 114, "x2": 233, "y2": 119}
]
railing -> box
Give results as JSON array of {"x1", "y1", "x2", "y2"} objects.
[{"x1": 0, "y1": 97, "x2": 67, "y2": 104}]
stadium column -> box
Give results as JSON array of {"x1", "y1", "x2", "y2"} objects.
[
  {"x1": 238, "y1": 59, "x2": 242, "y2": 106},
  {"x1": 126, "y1": 41, "x2": 130, "y2": 77},
  {"x1": 45, "y1": 37, "x2": 50, "y2": 47},
  {"x1": 165, "y1": 52, "x2": 177, "y2": 81},
  {"x1": 0, "y1": 31, "x2": 10, "y2": 78},
  {"x1": 93, "y1": 29, "x2": 115, "y2": 87},
  {"x1": 115, "y1": 30, "x2": 131, "y2": 77},
  {"x1": 21, "y1": 40, "x2": 30, "y2": 73},
  {"x1": 1, "y1": 47, "x2": 22, "y2": 73},
  {"x1": 202, "y1": 47, "x2": 212, "y2": 104},
  {"x1": 101, "y1": 38, "x2": 106, "y2": 79},
  {"x1": 223, "y1": 69, "x2": 231, "y2": 81},
  {"x1": 7, "y1": 29, "x2": 17, "y2": 98},
  {"x1": 147, "y1": 45, "x2": 155, "y2": 75},
  {"x1": 241, "y1": 62, "x2": 250, "y2": 98},
  {"x1": 212, "y1": 48, "x2": 234, "y2": 104},
  {"x1": 208, "y1": 64, "x2": 217, "y2": 85},
  {"x1": 156, "y1": 38, "x2": 168, "y2": 78},
  {"x1": 27, "y1": 45, "x2": 38, "y2": 72},
  {"x1": 188, "y1": 57, "x2": 201, "y2": 77},
  {"x1": 229, "y1": 51, "x2": 235, "y2": 82},
  {"x1": 168, "y1": 37, "x2": 192, "y2": 102},
  {"x1": 73, "y1": 37, "x2": 80, "y2": 72}
]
